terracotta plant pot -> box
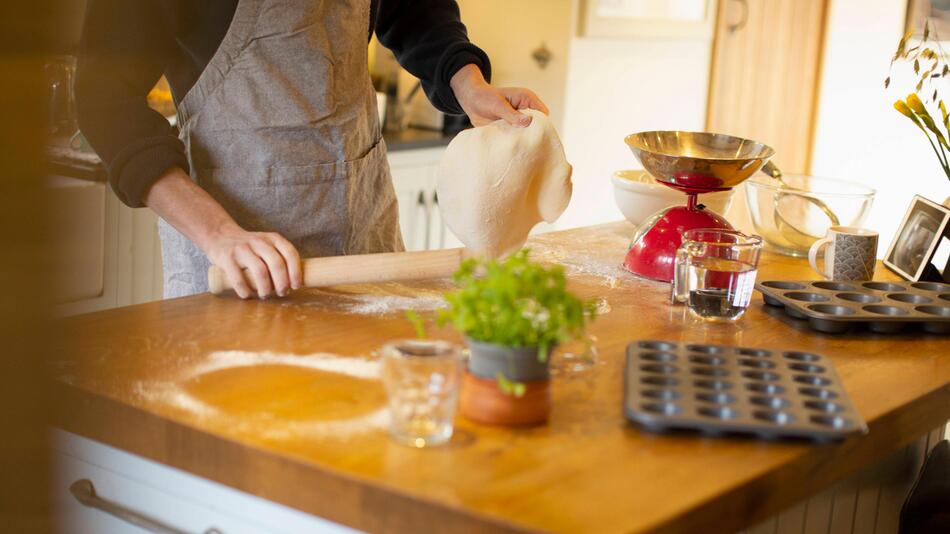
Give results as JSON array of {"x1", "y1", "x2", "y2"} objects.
[
  {"x1": 460, "y1": 372, "x2": 551, "y2": 426},
  {"x1": 459, "y1": 340, "x2": 552, "y2": 426}
]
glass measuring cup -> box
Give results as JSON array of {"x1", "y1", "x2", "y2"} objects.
[{"x1": 672, "y1": 229, "x2": 763, "y2": 321}]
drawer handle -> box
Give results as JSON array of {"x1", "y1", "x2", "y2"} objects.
[{"x1": 69, "y1": 479, "x2": 223, "y2": 534}]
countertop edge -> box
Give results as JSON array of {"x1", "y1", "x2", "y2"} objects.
[
  {"x1": 52, "y1": 378, "x2": 950, "y2": 534},
  {"x1": 52, "y1": 381, "x2": 540, "y2": 534}
]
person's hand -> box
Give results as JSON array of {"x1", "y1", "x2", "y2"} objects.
[
  {"x1": 450, "y1": 64, "x2": 549, "y2": 127},
  {"x1": 203, "y1": 224, "x2": 302, "y2": 299},
  {"x1": 144, "y1": 167, "x2": 303, "y2": 299}
]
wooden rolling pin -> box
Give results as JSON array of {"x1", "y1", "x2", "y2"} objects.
[{"x1": 208, "y1": 248, "x2": 471, "y2": 295}]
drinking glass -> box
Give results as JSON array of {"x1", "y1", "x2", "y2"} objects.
[
  {"x1": 45, "y1": 56, "x2": 78, "y2": 138},
  {"x1": 380, "y1": 340, "x2": 463, "y2": 447},
  {"x1": 672, "y1": 229, "x2": 763, "y2": 321}
]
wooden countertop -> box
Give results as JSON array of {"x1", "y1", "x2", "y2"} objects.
[{"x1": 52, "y1": 223, "x2": 950, "y2": 534}]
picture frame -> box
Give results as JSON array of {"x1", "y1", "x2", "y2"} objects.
[
  {"x1": 883, "y1": 195, "x2": 950, "y2": 282},
  {"x1": 578, "y1": 0, "x2": 716, "y2": 39},
  {"x1": 905, "y1": 0, "x2": 950, "y2": 40}
]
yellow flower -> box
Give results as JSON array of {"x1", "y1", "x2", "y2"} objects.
[
  {"x1": 906, "y1": 93, "x2": 927, "y2": 115},
  {"x1": 895, "y1": 100, "x2": 927, "y2": 132},
  {"x1": 894, "y1": 100, "x2": 917, "y2": 120},
  {"x1": 904, "y1": 93, "x2": 949, "y2": 148}
]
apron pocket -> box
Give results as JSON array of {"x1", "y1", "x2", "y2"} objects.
[
  {"x1": 197, "y1": 164, "x2": 349, "y2": 258},
  {"x1": 193, "y1": 138, "x2": 400, "y2": 258}
]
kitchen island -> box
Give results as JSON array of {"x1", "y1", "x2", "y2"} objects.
[{"x1": 51, "y1": 222, "x2": 950, "y2": 533}]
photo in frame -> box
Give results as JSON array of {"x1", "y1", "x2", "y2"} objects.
[
  {"x1": 883, "y1": 195, "x2": 950, "y2": 282},
  {"x1": 905, "y1": 0, "x2": 950, "y2": 39},
  {"x1": 578, "y1": 0, "x2": 715, "y2": 39}
]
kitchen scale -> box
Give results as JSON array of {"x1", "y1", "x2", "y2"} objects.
[{"x1": 622, "y1": 131, "x2": 777, "y2": 282}]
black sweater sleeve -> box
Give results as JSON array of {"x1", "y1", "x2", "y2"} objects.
[
  {"x1": 375, "y1": 0, "x2": 491, "y2": 115},
  {"x1": 75, "y1": 0, "x2": 188, "y2": 208}
]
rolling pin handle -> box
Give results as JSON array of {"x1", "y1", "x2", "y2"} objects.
[{"x1": 208, "y1": 248, "x2": 469, "y2": 296}]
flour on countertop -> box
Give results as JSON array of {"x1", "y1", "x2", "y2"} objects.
[
  {"x1": 529, "y1": 232, "x2": 635, "y2": 288},
  {"x1": 285, "y1": 283, "x2": 448, "y2": 316},
  {"x1": 594, "y1": 297, "x2": 611, "y2": 315},
  {"x1": 339, "y1": 293, "x2": 446, "y2": 315},
  {"x1": 134, "y1": 351, "x2": 388, "y2": 440},
  {"x1": 193, "y1": 350, "x2": 381, "y2": 380}
]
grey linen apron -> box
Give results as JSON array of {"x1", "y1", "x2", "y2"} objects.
[{"x1": 159, "y1": 0, "x2": 404, "y2": 298}]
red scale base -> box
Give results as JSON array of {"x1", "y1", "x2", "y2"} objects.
[{"x1": 622, "y1": 192, "x2": 734, "y2": 282}]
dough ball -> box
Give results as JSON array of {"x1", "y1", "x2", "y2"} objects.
[{"x1": 436, "y1": 109, "x2": 573, "y2": 258}]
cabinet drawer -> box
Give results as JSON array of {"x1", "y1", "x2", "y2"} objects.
[
  {"x1": 53, "y1": 451, "x2": 245, "y2": 534},
  {"x1": 52, "y1": 430, "x2": 358, "y2": 534}
]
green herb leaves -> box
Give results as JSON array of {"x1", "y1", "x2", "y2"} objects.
[
  {"x1": 496, "y1": 372, "x2": 527, "y2": 398},
  {"x1": 439, "y1": 249, "x2": 597, "y2": 358}
]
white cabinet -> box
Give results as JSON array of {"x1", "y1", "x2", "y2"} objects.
[
  {"x1": 52, "y1": 430, "x2": 358, "y2": 534},
  {"x1": 48, "y1": 176, "x2": 106, "y2": 303},
  {"x1": 49, "y1": 176, "x2": 164, "y2": 316},
  {"x1": 387, "y1": 146, "x2": 463, "y2": 251},
  {"x1": 390, "y1": 162, "x2": 432, "y2": 251}
]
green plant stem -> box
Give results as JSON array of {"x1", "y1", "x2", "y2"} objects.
[
  {"x1": 928, "y1": 128, "x2": 950, "y2": 171},
  {"x1": 941, "y1": 144, "x2": 950, "y2": 176},
  {"x1": 929, "y1": 140, "x2": 950, "y2": 179},
  {"x1": 929, "y1": 134, "x2": 950, "y2": 176},
  {"x1": 913, "y1": 118, "x2": 950, "y2": 178}
]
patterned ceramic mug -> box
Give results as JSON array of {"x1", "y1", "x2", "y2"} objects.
[{"x1": 808, "y1": 226, "x2": 879, "y2": 281}]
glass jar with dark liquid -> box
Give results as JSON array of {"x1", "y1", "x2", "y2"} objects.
[{"x1": 672, "y1": 229, "x2": 763, "y2": 321}]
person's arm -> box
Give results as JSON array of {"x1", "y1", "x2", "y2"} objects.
[
  {"x1": 75, "y1": 0, "x2": 185, "y2": 208},
  {"x1": 375, "y1": 0, "x2": 547, "y2": 127},
  {"x1": 76, "y1": 0, "x2": 300, "y2": 298}
]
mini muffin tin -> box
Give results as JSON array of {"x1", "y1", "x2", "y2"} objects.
[
  {"x1": 756, "y1": 280, "x2": 950, "y2": 334},
  {"x1": 624, "y1": 341, "x2": 867, "y2": 442}
]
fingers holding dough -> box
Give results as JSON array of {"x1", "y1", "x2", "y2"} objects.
[{"x1": 436, "y1": 109, "x2": 572, "y2": 258}]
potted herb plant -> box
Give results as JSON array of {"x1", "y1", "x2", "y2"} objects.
[{"x1": 437, "y1": 250, "x2": 596, "y2": 426}]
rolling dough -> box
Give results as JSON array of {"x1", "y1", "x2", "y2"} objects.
[{"x1": 436, "y1": 109, "x2": 573, "y2": 258}]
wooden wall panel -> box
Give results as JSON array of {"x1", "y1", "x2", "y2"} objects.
[
  {"x1": 707, "y1": 0, "x2": 827, "y2": 170},
  {"x1": 706, "y1": 0, "x2": 829, "y2": 231}
]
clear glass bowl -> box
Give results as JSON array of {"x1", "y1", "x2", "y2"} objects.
[{"x1": 745, "y1": 174, "x2": 875, "y2": 257}]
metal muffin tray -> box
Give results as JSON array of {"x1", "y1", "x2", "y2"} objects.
[
  {"x1": 756, "y1": 280, "x2": 950, "y2": 334},
  {"x1": 624, "y1": 341, "x2": 867, "y2": 441}
]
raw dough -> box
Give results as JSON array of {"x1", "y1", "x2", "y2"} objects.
[{"x1": 436, "y1": 109, "x2": 573, "y2": 258}]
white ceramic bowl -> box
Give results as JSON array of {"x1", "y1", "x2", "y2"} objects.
[{"x1": 611, "y1": 170, "x2": 735, "y2": 226}]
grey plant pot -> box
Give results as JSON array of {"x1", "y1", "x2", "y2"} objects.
[{"x1": 466, "y1": 339, "x2": 551, "y2": 382}]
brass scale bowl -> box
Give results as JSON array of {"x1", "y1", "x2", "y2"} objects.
[{"x1": 625, "y1": 131, "x2": 839, "y2": 242}]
